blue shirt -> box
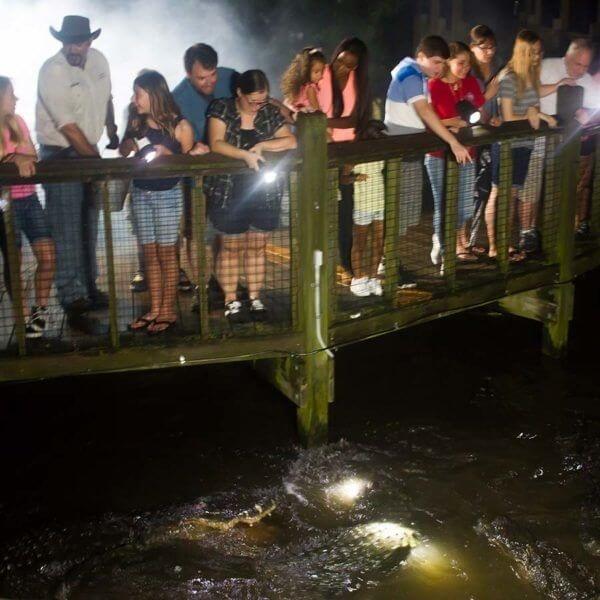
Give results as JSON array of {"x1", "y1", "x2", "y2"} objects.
[
  {"x1": 384, "y1": 57, "x2": 428, "y2": 134},
  {"x1": 172, "y1": 66, "x2": 237, "y2": 142}
]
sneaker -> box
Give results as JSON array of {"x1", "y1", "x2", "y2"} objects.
[
  {"x1": 519, "y1": 228, "x2": 540, "y2": 254},
  {"x1": 368, "y1": 278, "x2": 383, "y2": 296},
  {"x1": 575, "y1": 220, "x2": 592, "y2": 241},
  {"x1": 29, "y1": 305, "x2": 48, "y2": 334},
  {"x1": 224, "y1": 300, "x2": 245, "y2": 324},
  {"x1": 377, "y1": 259, "x2": 385, "y2": 276},
  {"x1": 130, "y1": 271, "x2": 147, "y2": 293},
  {"x1": 350, "y1": 277, "x2": 370, "y2": 297},
  {"x1": 178, "y1": 268, "x2": 194, "y2": 293},
  {"x1": 430, "y1": 234, "x2": 442, "y2": 265},
  {"x1": 249, "y1": 297, "x2": 267, "y2": 321},
  {"x1": 25, "y1": 322, "x2": 41, "y2": 339},
  {"x1": 397, "y1": 266, "x2": 417, "y2": 290}
]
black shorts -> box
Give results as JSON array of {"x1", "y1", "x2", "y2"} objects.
[
  {"x1": 208, "y1": 175, "x2": 281, "y2": 235},
  {"x1": 491, "y1": 144, "x2": 532, "y2": 189}
]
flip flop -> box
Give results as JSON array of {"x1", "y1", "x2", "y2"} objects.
[
  {"x1": 128, "y1": 315, "x2": 156, "y2": 331},
  {"x1": 456, "y1": 252, "x2": 478, "y2": 263},
  {"x1": 147, "y1": 319, "x2": 177, "y2": 335}
]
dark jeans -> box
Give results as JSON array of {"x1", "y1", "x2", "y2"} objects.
[
  {"x1": 40, "y1": 145, "x2": 100, "y2": 308},
  {"x1": 0, "y1": 210, "x2": 10, "y2": 294},
  {"x1": 339, "y1": 182, "x2": 354, "y2": 273}
]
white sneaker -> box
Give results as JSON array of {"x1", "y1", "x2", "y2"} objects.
[
  {"x1": 249, "y1": 297, "x2": 267, "y2": 321},
  {"x1": 224, "y1": 300, "x2": 244, "y2": 323},
  {"x1": 430, "y1": 234, "x2": 442, "y2": 265},
  {"x1": 368, "y1": 278, "x2": 383, "y2": 296},
  {"x1": 377, "y1": 260, "x2": 385, "y2": 276},
  {"x1": 350, "y1": 277, "x2": 370, "y2": 297}
]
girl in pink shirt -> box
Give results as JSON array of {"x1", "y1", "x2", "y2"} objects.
[
  {"x1": 317, "y1": 38, "x2": 371, "y2": 279},
  {"x1": 281, "y1": 47, "x2": 326, "y2": 113},
  {"x1": 317, "y1": 37, "x2": 370, "y2": 142},
  {"x1": 0, "y1": 76, "x2": 55, "y2": 338}
]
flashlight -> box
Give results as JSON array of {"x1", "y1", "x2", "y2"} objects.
[
  {"x1": 456, "y1": 100, "x2": 481, "y2": 125},
  {"x1": 261, "y1": 169, "x2": 278, "y2": 184}
]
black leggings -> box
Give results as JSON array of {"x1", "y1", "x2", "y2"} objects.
[{"x1": 338, "y1": 182, "x2": 354, "y2": 273}]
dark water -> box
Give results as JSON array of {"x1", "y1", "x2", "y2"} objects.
[{"x1": 1, "y1": 270, "x2": 599, "y2": 599}]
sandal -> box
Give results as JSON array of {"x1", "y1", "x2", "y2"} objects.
[
  {"x1": 128, "y1": 314, "x2": 156, "y2": 331},
  {"x1": 147, "y1": 319, "x2": 177, "y2": 335},
  {"x1": 508, "y1": 248, "x2": 526, "y2": 263},
  {"x1": 456, "y1": 251, "x2": 478, "y2": 263},
  {"x1": 470, "y1": 245, "x2": 488, "y2": 257}
]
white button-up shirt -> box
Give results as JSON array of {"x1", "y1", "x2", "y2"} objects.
[
  {"x1": 540, "y1": 57, "x2": 596, "y2": 115},
  {"x1": 36, "y1": 47, "x2": 111, "y2": 147}
]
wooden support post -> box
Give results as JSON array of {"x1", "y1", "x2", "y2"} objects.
[
  {"x1": 3, "y1": 196, "x2": 26, "y2": 356},
  {"x1": 443, "y1": 157, "x2": 458, "y2": 290},
  {"x1": 191, "y1": 177, "x2": 209, "y2": 337},
  {"x1": 296, "y1": 113, "x2": 333, "y2": 446},
  {"x1": 496, "y1": 141, "x2": 513, "y2": 276},
  {"x1": 590, "y1": 135, "x2": 600, "y2": 235},
  {"x1": 541, "y1": 133, "x2": 559, "y2": 264},
  {"x1": 541, "y1": 129, "x2": 580, "y2": 357},
  {"x1": 101, "y1": 181, "x2": 119, "y2": 350},
  {"x1": 542, "y1": 283, "x2": 574, "y2": 358},
  {"x1": 383, "y1": 158, "x2": 400, "y2": 305},
  {"x1": 256, "y1": 113, "x2": 332, "y2": 447}
]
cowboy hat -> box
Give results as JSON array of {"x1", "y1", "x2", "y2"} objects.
[{"x1": 50, "y1": 16, "x2": 101, "y2": 43}]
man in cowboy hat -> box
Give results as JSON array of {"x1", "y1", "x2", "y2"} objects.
[{"x1": 36, "y1": 15, "x2": 118, "y2": 335}]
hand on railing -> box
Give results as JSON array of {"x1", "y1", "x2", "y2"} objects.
[
  {"x1": 243, "y1": 148, "x2": 265, "y2": 171},
  {"x1": 189, "y1": 142, "x2": 210, "y2": 156},
  {"x1": 540, "y1": 114, "x2": 558, "y2": 129},
  {"x1": 449, "y1": 140, "x2": 472, "y2": 165},
  {"x1": 527, "y1": 106, "x2": 542, "y2": 130},
  {"x1": 11, "y1": 153, "x2": 36, "y2": 177}
]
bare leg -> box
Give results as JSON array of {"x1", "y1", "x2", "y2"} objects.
[
  {"x1": 369, "y1": 220, "x2": 384, "y2": 279},
  {"x1": 130, "y1": 243, "x2": 160, "y2": 329},
  {"x1": 244, "y1": 231, "x2": 269, "y2": 300},
  {"x1": 31, "y1": 238, "x2": 55, "y2": 308},
  {"x1": 216, "y1": 235, "x2": 242, "y2": 303},
  {"x1": 351, "y1": 224, "x2": 369, "y2": 280},
  {"x1": 485, "y1": 185, "x2": 498, "y2": 258},
  {"x1": 148, "y1": 244, "x2": 179, "y2": 333},
  {"x1": 456, "y1": 225, "x2": 471, "y2": 256},
  {"x1": 510, "y1": 189, "x2": 526, "y2": 261}
]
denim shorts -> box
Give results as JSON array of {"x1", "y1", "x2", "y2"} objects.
[
  {"x1": 491, "y1": 144, "x2": 533, "y2": 189},
  {"x1": 11, "y1": 194, "x2": 52, "y2": 248},
  {"x1": 131, "y1": 185, "x2": 183, "y2": 245}
]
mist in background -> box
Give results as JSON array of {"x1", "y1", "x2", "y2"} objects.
[
  {"x1": 0, "y1": 0, "x2": 260, "y2": 148},
  {"x1": 0, "y1": 0, "x2": 589, "y2": 151}
]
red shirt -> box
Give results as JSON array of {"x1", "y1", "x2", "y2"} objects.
[{"x1": 428, "y1": 74, "x2": 485, "y2": 158}]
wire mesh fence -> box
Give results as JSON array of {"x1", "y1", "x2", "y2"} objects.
[
  {"x1": 0, "y1": 125, "x2": 596, "y2": 363},
  {"x1": 0, "y1": 164, "x2": 294, "y2": 357},
  {"x1": 328, "y1": 130, "x2": 573, "y2": 322}
]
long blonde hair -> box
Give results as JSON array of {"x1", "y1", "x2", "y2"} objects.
[
  {"x1": 506, "y1": 30, "x2": 542, "y2": 98},
  {"x1": 0, "y1": 76, "x2": 23, "y2": 158}
]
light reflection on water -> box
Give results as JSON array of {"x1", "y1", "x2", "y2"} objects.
[
  {"x1": 1, "y1": 299, "x2": 600, "y2": 598},
  {"x1": 2, "y1": 425, "x2": 599, "y2": 599}
]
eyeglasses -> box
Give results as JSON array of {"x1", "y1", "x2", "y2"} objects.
[{"x1": 246, "y1": 96, "x2": 270, "y2": 107}]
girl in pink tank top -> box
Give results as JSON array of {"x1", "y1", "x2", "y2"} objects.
[{"x1": 0, "y1": 76, "x2": 55, "y2": 339}]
